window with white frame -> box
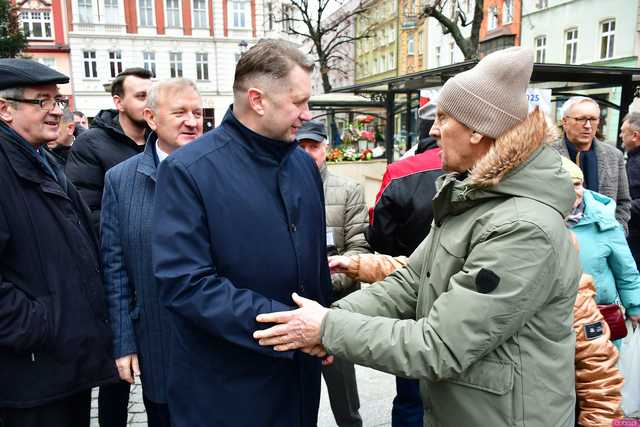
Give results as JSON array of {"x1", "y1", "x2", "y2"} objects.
[
  {"x1": 143, "y1": 51, "x2": 156, "y2": 77},
  {"x1": 21, "y1": 10, "x2": 52, "y2": 39},
  {"x1": 389, "y1": 51, "x2": 395, "y2": 70},
  {"x1": 565, "y1": 28, "x2": 578, "y2": 64},
  {"x1": 109, "y1": 51, "x2": 123, "y2": 78},
  {"x1": 165, "y1": 0, "x2": 181, "y2": 27},
  {"x1": 231, "y1": 0, "x2": 250, "y2": 29},
  {"x1": 488, "y1": 6, "x2": 498, "y2": 31},
  {"x1": 534, "y1": 35, "x2": 546, "y2": 63},
  {"x1": 196, "y1": 53, "x2": 209, "y2": 80},
  {"x1": 138, "y1": 0, "x2": 154, "y2": 26},
  {"x1": 503, "y1": 0, "x2": 513, "y2": 24},
  {"x1": 104, "y1": 0, "x2": 119, "y2": 23},
  {"x1": 435, "y1": 46, "x2": 441, "y2": 67},
  {"x1": 449, "y1": 41, "x2": 455, "y2": 64},
  {"x1": 83, "y1": 50, "x2": 98, "y2": 78},
  {"x1": 36, "y1": 57, "x2": 56, "y2": 69},
  {"x1": 77, "y1": 0, "x2": 93, "y2": 23},
  {"x1": 600, "y1": 19, "x2": 615, "y2": 59},
  {"x1": 407, "y1": 33, "x2": 414, "y2": 55},
  {"x1": 381, "y1": 54, "x2": 386, "y2": 71},
  {"x1": 417, "y1": 31, "x2": 423, "y2": 54},
  {"x1": 170, "y1": 52, "x2": 183, "y2": 77},
  {"x1": 192, "y1": 0, "x2": 207, "y2": 28}
]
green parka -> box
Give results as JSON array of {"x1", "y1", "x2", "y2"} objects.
[{"x1": 320, "y1": 111, "x2": 582, "y2": 427}]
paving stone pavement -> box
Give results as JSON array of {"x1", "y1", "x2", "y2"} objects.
[{"x1": 90, "y1": 365, "x2": 395, "y2": 426}]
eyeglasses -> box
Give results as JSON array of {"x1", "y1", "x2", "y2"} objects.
[
  {"x1": 3, "y1": 97, "x2": 69, "y2": 111},
  {"x1": 566, "y1": 116, "x2": 600, "y2": 126}
]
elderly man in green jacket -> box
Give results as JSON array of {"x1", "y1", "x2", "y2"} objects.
[{"x1": 255, "y1": 47, "x2": 581, "y2": 426}]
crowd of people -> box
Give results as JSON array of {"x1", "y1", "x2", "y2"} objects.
[{"x1": 0, "y1": 39, "x2": 640, "y2": 427}]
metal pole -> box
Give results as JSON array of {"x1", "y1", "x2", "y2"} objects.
[
  {"x1": 405, "y1": 95, "x2": 413, "y2": 151},
  {"x1": 385, "y1": 92, "x2": 395, "y2": 164}
]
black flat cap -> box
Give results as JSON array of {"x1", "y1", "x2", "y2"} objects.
[
  {"x1": 296, "y1": 120, "x2": 326, "y2": 143},
  {"x1": 0, "y1": 59, "x2": 69, "y2": 90}
]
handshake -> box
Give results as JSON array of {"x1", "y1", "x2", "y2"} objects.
[{"x1": 253, "y1": 292, "x2": 334, "y2": 365}]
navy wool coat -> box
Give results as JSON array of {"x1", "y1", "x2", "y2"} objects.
[
  {"x1": 101, "y1": 137, "x2": 171, "y2": 403},
  {"x1": 152, "y1": 109, "x2": 331, "y2": 427}
]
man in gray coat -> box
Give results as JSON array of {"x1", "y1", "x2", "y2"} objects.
[
  {"x1": 101, "y1": 78, "x2": 203, "y2": 426},
  {"x1": 297, "y1": 120, "x2": 370, "y2": 427},
  {"x1": 552, "y1": 96, "x2": 631, "y2": 232}
]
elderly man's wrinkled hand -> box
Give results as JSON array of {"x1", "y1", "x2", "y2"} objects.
[{"x1": 253, "y1": 293, "x2": 328, "y2": 352}]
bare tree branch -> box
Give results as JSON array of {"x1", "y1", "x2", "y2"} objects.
[{"x1": 422, "y1": 0, "x2": 483, "y2": 60}]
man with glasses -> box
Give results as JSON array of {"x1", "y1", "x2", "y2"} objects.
[
  {"x1": 552, "y1": 96, "x2": 631, "y2": 232},
  {"x1": 0, "y1": 59, "x2": 117, "y2": 427}
]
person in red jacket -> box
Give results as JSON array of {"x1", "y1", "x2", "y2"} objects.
[{"x1": 364, "y1": 108, "x2": 443, "y2": 427}]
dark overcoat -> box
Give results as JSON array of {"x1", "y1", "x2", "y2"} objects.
[
  {"x1": 152, "y1": 109, "x2": 331, "y2": 427},
  {"x1": 101, "y1": 138, "x2": 171, "y2": 403},
  {"x1": 0, "y1": 124, "x2": 117, "y2": 408}
]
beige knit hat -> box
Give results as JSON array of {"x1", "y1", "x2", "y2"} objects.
[{"x1": 438, "y1": 46, "x2": 534, "y2": 139}]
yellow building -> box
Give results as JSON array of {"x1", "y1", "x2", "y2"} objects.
[
  {"x1": 354, "y1": 0, "x2": 399, "y2": 83},
  {"x1": 398, "y1": 0, "x2": 427, "y2": 75}
]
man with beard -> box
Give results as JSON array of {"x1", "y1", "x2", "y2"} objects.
[
  {"x1": 66, "y1": 67, "x2": 153, "y2": 427},
  {"x1": 66, "y1": 67, "x2": 152, "y2": 233}
]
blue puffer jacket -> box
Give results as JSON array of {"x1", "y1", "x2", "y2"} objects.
[{"x1": 571, "y1": 190, "x2": 640, "y2": 316}]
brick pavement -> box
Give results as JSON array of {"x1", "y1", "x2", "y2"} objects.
[{"x1": 90, "y1": 365, "x2": 395, "y2": 426}]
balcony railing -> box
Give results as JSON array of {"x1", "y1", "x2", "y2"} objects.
[{"x1": 72, "y1": 22, "x2": 126, "y2": 33}]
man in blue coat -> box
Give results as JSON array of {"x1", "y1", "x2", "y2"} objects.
[
  {"x1": 101, "y1": 78, "x2": 204, "y2": 427},
  {"x1": 152, "y1": 39, "x2": 331, "y2": 427}
]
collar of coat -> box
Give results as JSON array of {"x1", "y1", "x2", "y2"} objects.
[
  {"x1": 222, "y1": 108, "x2": 299, "y2": 165},
  {"x1": 432, "y1": 109, "x2": 575, "y2": 225}
]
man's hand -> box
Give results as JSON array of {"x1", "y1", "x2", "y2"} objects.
[
  {"x1": 328, "y1": 255, "x2": 352, "y2": 275},
  {"x1": 254, "y1": 293, "x2": 329, "y2": 352},
  {"x1": 629, "y1": 314, "x2": 640, "y2": 329},
  {"x1": 115, "y1": 354, "x2": 140, "y2": 384}
]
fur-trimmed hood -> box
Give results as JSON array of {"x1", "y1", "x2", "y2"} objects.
[{"x1": 433, "y1": 108, "x2": 576, "y2": 221}]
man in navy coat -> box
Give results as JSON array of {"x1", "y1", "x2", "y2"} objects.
[
  {"x1": 152, "y1": 39, "x2": 331, "y2": 427},
  {"x1": 101, "y1": 78, "x2": 204, "y2": 426}
]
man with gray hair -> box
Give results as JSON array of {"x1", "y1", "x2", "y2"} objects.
[
  {"x1": 552, "y1": 96, "x2": 631, "y2": 232},
  {"x1": 152, "y1": 39, "x2": 330, "y2": 426},
  {"x1": 621, "y1": 112, "x2": 640, "y2": 265},
  {"x1": 255, "y1": 46, "x2": 582, "y2": 426},
  {"x1": 101, "y1": 78, "x2": 203, "y2": 427},
  {"x1": 0, "y1": 58, "x2": 117, "y2": 427},
  {"x1": 46, "y1": 108, "x2": 75, "y2": 166}
]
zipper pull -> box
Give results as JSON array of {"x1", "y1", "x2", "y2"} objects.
[{"x1": 31, "y1": 352, "x2": 35, "y2": 362}]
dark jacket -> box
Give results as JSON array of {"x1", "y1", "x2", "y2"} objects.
[
  {"x1": 627, "y1": 147, "x2": 640, "y2": 238},
  {"x1": 0, "y1": 124, "x2": 117, "y2": 408},
  {"x1": 152, "y1": 109, "x2": 331, "y2": 427},
  {"x1": 101, "y1": 137, "x2": 171, "y2": 403},
  {"x1": 552, "y1": 138, "x2": 631, "y2": 234},
  {"x1": 366, "y1": 140, "x2": 443, "y2": 257},
  {"x1": 65, "y1": 109, "x2": 145, "y2": 234}
]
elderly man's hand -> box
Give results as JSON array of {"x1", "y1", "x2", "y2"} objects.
[{"x1": 254, "y1": 293, "x2": 329, "y2": 352}]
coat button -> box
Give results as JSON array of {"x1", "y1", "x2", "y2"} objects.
[
  {"x1": 426, "y1": 271, "x2": 431, "y2": 278},
  {"x1": 290, "y1": 224, "x2": 297, "y2": 232}
]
